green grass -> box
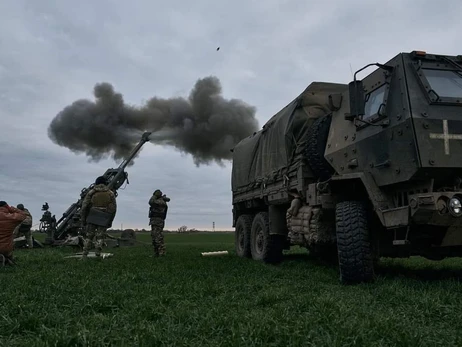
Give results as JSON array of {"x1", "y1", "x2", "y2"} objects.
[{"x1": 1, "y1": 232, "x2": 462, "y2": 346}]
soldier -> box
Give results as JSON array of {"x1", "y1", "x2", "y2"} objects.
[
  {"x1": 13, "y1": 204, "x2": 33, "y2": 248},
  {"x1": 148, "y1": 189, "x2": 170, "y2": 256},
  {"x1": 80, "y1": 176, "x2": 117, "y2": 259},
  {"x1": 0, "y1": 201, "x2": 27, "y2": 265}
]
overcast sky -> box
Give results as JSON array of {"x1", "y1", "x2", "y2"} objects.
[{"x1": 0, "y1": 0, "x2": 460, "y2": 231}]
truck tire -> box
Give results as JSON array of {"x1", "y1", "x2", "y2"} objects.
[
  {"x1": 250, "y1": 212, "x2": 284, "y2": 264},
  {"x1": 235, "y1": 214, "x2": 253, "y2": 258},
  {"x1": 335, "y1": 201, "x2": 375, "y2": 284},
  {"x1": 305, "y1": 114, "x2": 335, "y2": 181}
]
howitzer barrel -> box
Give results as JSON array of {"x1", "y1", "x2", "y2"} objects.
[
  {"x1": 55, "y1": 203, "x2": 80, "y2": 240},
  {"x1": 56, "y1": 203, "x2": 77, "y2": 225},
  {"x1": 107, "y1": 131, "x2": 152, "y2": 190}
]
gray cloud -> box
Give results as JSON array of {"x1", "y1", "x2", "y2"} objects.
[{"x1": 1, "y1": 0, "x2": 461, "y2": 230}]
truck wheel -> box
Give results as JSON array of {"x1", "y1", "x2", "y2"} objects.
[
  {"x1": 305, "y1": 114, "x2": 335, "y2": 181},
  {"x1": 235, "y1": 214, "x2": 253, "y2": 258},
  {"x1": 250, "y1": 212, "x2": 284, "y2": 264},
  {"x1": 335, "y1": 201, "x2": 375, "y2": 284}
]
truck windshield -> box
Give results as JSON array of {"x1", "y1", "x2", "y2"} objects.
[{"x1": 422, "y1": 69, "x2": 462, "y2": 98}]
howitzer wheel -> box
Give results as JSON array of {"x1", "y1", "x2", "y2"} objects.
[
  {"x1": 235, "y1": 214, "x2": 253, "y2": 258},
  {"x1": 305, "y1": 114, "x2": 335, "y2": 181},
  {"x1": 335, "y1": 201, "x2": 375, "y2": 284},
  {"x1": 250, "y1": 212, "x2": 284, "y2": 264}
]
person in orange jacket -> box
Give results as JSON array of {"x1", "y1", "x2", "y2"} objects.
[{"x1": 0, "y1": 201, "x2": 27, "y2": 265}]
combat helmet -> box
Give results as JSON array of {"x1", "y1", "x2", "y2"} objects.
[{"x1": 95, "y1": 176, "x2": 107, "y2": 185}]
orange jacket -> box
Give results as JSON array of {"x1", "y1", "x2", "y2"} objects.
[{"x1": 0, "y1": 205, "x2": 27, "y2": 255}]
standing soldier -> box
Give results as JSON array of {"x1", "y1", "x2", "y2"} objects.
[
  {"x1": 13, "y1": 204, "x2": 33, "y2": 248},
  {"x1": 149, "y1": 189, "x2": 170, "y2": 256},
  {"x1": 80, "y1": 176, "x2": 117, "y2": 259}
]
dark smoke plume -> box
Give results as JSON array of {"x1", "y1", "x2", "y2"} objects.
[{"x1": 48, "y1": 76, "x2": 259, "y2": 166}]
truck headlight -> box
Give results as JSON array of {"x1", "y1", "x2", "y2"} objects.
[{"x1": 449, "y1": 197, "x2": 462, "y2": 217}]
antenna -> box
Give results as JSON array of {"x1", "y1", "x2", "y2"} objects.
[{"x1": 349, "y1": 63, "x2": 354, "y2": 78}]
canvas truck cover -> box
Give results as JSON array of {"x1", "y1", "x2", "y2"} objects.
[{"x1": 231, "y1": 82, "x2": 348, "y2": 192}]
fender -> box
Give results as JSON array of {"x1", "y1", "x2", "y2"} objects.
[{"x1": 329, "y1": 173, "x2": 409, "y2": 228}]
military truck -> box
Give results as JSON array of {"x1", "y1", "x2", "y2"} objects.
[{"x1": 231, "y1": 51, "x2": 462, "y2": 284}]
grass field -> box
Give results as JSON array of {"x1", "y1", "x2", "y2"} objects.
[{"x1": 1, "y1": 232, "x2": 462, "y2": 346}]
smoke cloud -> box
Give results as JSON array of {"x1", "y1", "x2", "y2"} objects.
[{"x1": 48, "y1": 76, "x2": 259, "y2": 166}]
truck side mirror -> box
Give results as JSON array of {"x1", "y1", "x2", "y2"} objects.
[{"x1": 345, "y1": 80, "x2": 365, "y2": 121}]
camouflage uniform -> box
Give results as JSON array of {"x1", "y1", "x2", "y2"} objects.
[
  {"x1": 13, "y1": 204, "x2": 33, "y2": 248},
  {"x1": 83, "y1": 224, "x2": 107, "y2": 256},
  {"x1": 80, "y1": 177, "x2": 117, "y2": 258},
  {"x1": 149, "y1": 190, "x2": 170, "y2": 256}
]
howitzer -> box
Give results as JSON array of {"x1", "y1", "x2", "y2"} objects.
[{"x1": 45, "y1": 131, "x2": 152, "y2": 244}]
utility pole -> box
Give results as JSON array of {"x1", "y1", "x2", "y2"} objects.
[{"x1": 213, "y1": 222, "x2": 215, "y2": 232}]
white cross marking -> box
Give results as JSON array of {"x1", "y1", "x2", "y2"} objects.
[{"x1": 429, "y1": 119, "x2": 462, "y2": 155}]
